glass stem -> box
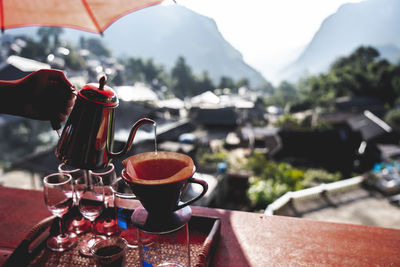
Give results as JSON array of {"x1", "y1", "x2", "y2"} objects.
[
  {"x1": 90, "y1": 219, "x2": 96, "y2": 238},
  {"x1": 59, "y1": 217, "x2": 67, "y2": 238},
  {"x1": 105, "y1": 201, "x2": 111, "y2": 222}
]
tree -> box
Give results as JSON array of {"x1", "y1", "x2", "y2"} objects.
[
  {"x1": 266, "y1": 80, "x2": 298, "y2": 109},
  {"x1": 142, "y1": 59, "x2": 164, "y2": 85},
  {"x1": 218, "y1": 76, "x2": 235, "y2": 90},
  {"x1": 64, "y1": 50, "x2": 86, "y2": 70},
  {"x1": 194, "y1": 71, "x2": 214, "y2": 95},
  {"x1": 236, "y1": 78, "x2": 250, "y2": 89},
  {"x1": 298, "y1": 46, "x2": 398, "y2": 107},
  {"x1": 85, "y1": 38, "x2": 111, "y2": 57},
  {"x1": 258, "y1": 81, "x2": 275, "y2": 95},
  {"x1": 20, "y1": 38, "x2": 47, "y2": 60},
  {"x1": 384, "y1": 108, "x2": 400, "y2": 132},
  {"x1": 331, "y1": 46, "x2": 380, "y2": 71},
  {"x1": 124, "y1": 57, "x2": 145, "y2": 82},
  {"x1": 37, "y1": 27, "x2": 64, "y2": 49},
  {"x1": 171, "y1": 56, "x2": 196, "y2": 99}
]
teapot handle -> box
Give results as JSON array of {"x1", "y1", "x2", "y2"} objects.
[{"x1": 108, "y1": 118, "x2": 155, "y2": 158}]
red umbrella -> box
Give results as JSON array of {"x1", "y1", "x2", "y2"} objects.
[{"x1": 0, "y1": 0, "x2": 163, "y2": 34}]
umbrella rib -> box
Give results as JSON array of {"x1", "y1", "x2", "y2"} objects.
[{"x1": 81, "y1": 0, "x2": 103, "y2": 34}]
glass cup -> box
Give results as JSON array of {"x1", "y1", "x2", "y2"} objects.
[
  {"x1": 92, "y1": 164, "x2": 118, "y2": 236},
  {"x1": 58, "y1": 163, "x2": 91, "y2": 235},
  {"x1": 137, "y1": 223, "x2": 190, "y2": 267},
  {"x1": 76, "y1": 174, "x2": 106, "y2": 256},
  {"x1": 112, "y1": 177, "x2": 145, "y2": 247},
  {"x1": 43, "y1": 173, "x2": 77, "y2": 251},
  {"x1": 90, "y1": 236, "x2": 128, "y2": 267}
]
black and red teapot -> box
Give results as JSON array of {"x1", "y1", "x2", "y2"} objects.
[{"x1": 55, "y1": 76, "x2": 154, "y2": 170}]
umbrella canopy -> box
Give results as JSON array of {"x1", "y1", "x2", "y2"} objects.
[{"x1": 0, "y1": 0, "x2": 163, "y2": 34}]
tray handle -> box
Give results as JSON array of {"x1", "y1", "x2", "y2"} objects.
[
  {"x1": 3, "y1": 215, "x2": 55, "y2": 267},
  {"x1": 196, "y1": 217, "x2": 221, "y2": 267}
]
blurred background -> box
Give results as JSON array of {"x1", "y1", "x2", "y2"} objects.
[{"x1": 1, "y1": 0, "x2": 400, "y2": 229}]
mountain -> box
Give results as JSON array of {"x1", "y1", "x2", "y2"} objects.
[
  {"x1": 279, "y1": 0, "x2": 400, "y2": 83},
  {"x1": 4, "y1": 4, "x2": 267, "y2": 87}
]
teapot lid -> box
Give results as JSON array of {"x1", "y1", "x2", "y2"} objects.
[{"x1": 78, "y1": 76, "x2": 118, "y2": 107}]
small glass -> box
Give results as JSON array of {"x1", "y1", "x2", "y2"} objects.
[
  {"x1": 112, "y1": 177, "x2": 143, "y2": 247},
  {"x1": 43, "y1": 173, "x2": 77, "y2": 251},
  {"x1": 92, "y1": 164, "x2": 118, "y2": 236},
  {"x1": 137, "y1": 224, "x2": 191, "y2": 267},
  {"x1": 76, "y1": 174, "x2": 106, "y2": 256},
  {"x1": 91, "y1": 236, "x2": 128, "y2": 267},
  {"x1": 58, "y1": 163, "x2": 91, "y2": 235}
]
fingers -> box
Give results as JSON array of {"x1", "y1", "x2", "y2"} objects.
[
  {"x1": 48, "y1": 69, "x2": 75, "y2": 90},
  {"x1": 64, "y1": 105, "x2": 74, "y2": 118},
  {"x1": 58, "y1": 112, "x2": 68, "y2": 123},
  {"x1": 58, "y1": 93, "x2": 76, "y2": 122},
  {"x1": 16, "y1": 69, "x2": 78, "y2": 123},
  {"x1": 47, "y1": 69, "x2": 76, "y2": 122},
  {"x1": 67, "y1": 93, "x2": 76, "y2": 108}
]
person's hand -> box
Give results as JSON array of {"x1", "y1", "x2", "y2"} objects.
[{"x1": 16, "y1": 69, "x2": 76, "y2": 128}]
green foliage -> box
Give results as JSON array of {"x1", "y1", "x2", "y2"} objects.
[
  {"x1": 194, "y1": 71, "x2": 214, "y2": 94},
  {"x1": 37, "y1": 27, "x2": 64, "y2": 49},
  {"x1": 263, "y1": 45, "x2": 400, "y2": 114},
  {"x1": 245, "y1": 153, "x2": 304, "y2": 207},
  {"x1": 245, "y1": 152, "x2": 341, "y2": 208},
  {"x1": 264, "y1": 81, "x2": 298, "y2": 108},
  {"x1": 384, "y1": 108, "x2": 400, "y2": 132},
  {"x1": 219, "y1": 76, "x2": 235, "y2": 90},
  {"x1": 119, "y1": 54, "x2": 257, "y2": 98},
  {"x1": 247, "y1": 178, "x2": 289, "y2": 206},
  {"x1": 15, "y1": 33, "x2": 262, "y2": 100},
  {"x1": 236, "y1": 78, "x2": 250, "y2": 89},
  {"x1": 197, "y1": 148, "x2": 228, "y2": 166},
  {"x1": 20, "y1": 38, "x2": 47, "y2": 60},
  {"x1": 299, "y1": 46, "x2": 399, "y2": 108},
  {"x1": 142, "y1": 58, "x2": 165, "y2": 85},
  {"x1": 170, "y1": 57, "x2": 254, "y2": 99},
  {"x1": 64, "y1": 49, "x2": 86, "y2": 71},
  {"x1": 171, "y1": 56, "x2": 197, "y2": 99},
  {"x1": 123, "y1": 57, "x2": 146, "y2": 82},
  {"x1": 273, "y1": 114, "x2": 301, "y2": 130},
  {"x1": 298, "y1": 113, "x2": 333, "y2": 130},
  {"x1": 82, "y1": 38, "x2": 111, "y2": 57},
  {"x1": 302, "y1": 169, "x2": 342, "y2": 188}
]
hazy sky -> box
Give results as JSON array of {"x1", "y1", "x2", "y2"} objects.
[{"x1": 170, "y1": 0, "x2": 363, "y2": 84}]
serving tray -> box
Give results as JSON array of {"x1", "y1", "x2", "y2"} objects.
[{"x1": 4, "y1": 207, "x2": 220, "y2": 267}]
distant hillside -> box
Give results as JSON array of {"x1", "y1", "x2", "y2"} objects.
[
  {"x1": 4, "y1": 4, "x2": 267, "y2": 87},
  {"x1": 280, "y1": 0, "x2": 400, "y2": 82}
]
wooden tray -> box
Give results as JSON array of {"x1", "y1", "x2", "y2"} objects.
[{"x1": 3, "y1": 207, "x2": 221, "y2": 267}]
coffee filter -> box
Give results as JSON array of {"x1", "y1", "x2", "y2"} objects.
[{"x1": 122, "y1": 151, "x2": 195, "y2": 184}]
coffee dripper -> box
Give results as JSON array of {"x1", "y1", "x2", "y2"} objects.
[
  {"x1": 121, "y1": 152, "x2": 207, "y2": 267},
  {"x1": 121, "y1": 151, "x2": 208, "y2": 233},
  {"x1": 55, "y1": 75, "x2": 154, "y2": 170}
]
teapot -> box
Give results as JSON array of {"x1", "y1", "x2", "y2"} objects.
[{"x1": 55, "y1": 76, "x2": 154, "y2": 170}]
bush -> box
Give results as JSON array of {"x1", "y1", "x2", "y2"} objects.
[
  {"x1": 247, "y1": 177, "x2": 289, "y2": 206},
  {"x1": 302, "y1": 169, "x2": 342, "y2": 188},
  {"x1": 244, "y1": 152, "x2": 342, "y2": 209},
  {"x1": 273, "y1": 114, "x2": 301, "y2": 130},
  {"x1": 384, "y1": 108, "x2": 400, "y2": 132},
  {"x1": 197, "y1": 147, "x2": 228, "y2": 166},
  {"x1": 245, "y1": 152, "x2": 304, "y2": 207}
]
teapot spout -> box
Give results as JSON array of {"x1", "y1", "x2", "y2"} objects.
[{"x1": 109, "y1": 118, "x2": 155, "y2": 158}]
